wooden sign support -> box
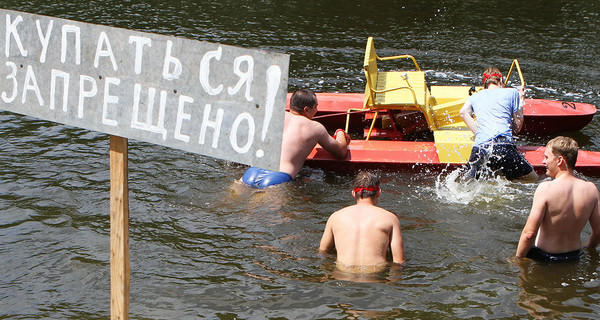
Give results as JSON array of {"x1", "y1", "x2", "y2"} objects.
[{"x1": 109, "y1": 135, "x2": 130, "y2": 320}]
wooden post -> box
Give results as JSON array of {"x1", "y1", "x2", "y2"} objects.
[{"x1": 110, "y1": 135, "x2": 130, "y2": 320}]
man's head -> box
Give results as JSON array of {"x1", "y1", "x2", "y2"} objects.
[
  {"x1": 545, "y1": 136, "x2": 578, "y2": 173},
  {"x1": 290, "y1": 89, "x2": 318, "y2": 118},
  {"x1": 352, "y1": 170, "x2": 381, "y2": 199},
  {"x1": 482, "y1": 67, "x2": 504, "y2": 89}
]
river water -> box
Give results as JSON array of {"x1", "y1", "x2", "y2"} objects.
[{"x1": 1, "y1": 1, "x2": 600, "y2": 319}]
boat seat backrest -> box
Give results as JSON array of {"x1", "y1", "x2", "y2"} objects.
[{"x1": 363, "y1": 37, "x2": 435, "y2": 129}]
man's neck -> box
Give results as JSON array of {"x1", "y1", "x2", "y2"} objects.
[
  {"x1": 289, "y1": 110, "x2": 308, "y2": 118},
  {"x1": 552, "y1": 168, "x2": 574, "y2": 180},
  {"x1": 356, "y1": 197, "x2": 378, "y2": 206}
]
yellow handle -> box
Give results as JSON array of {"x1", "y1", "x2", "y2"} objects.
[
  {"x1": 505, "y1": 59, "x2": 525, "y2": 87},
  {"x1": 378, "y1": 54, "x2": 421, "y2": 71}
]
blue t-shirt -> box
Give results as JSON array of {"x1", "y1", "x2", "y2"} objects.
[{"x1": 467, "y1": 88, "x2": 520, "y2": 146}]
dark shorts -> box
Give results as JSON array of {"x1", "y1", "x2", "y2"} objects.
[
  {"x1": 463, "y1": 136, "x2": 534, "y2": 180},
  {"x1": 526, "y1": 245, "x2": 582, "y2": 262},
  {"x1": 241, "y1": 166, "x2": 293, "y2": 189}
]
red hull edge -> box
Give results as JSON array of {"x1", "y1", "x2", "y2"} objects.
[{"x1": 305, "y1": 140, "x2": 600, "y2": 176}]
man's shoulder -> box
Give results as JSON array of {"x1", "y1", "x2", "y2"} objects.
[
  {"x1": 372, "y1": 206, "x2": 400, "y2": 221},
  {"x1": 286, "y1": 113, "x2": 326, "y2": 131},
  {"x1": 470, "y1": 88, "x2": 517, "y2": 103},
  {"x1": 330, "y1": 205, "x2": 357, "y2": 216},
  {"x1": 536, "y1": 179, "x2": 553, "y2": 190},
  {"x1": 575, "y1": 178, "x2": 600, "y2": 194},
  {"x1": 534, "y1": 179, "x2": 559, "y2": 199},
  {"x1": 538, "y1": 175, "x2": 598, "y2": 195}
]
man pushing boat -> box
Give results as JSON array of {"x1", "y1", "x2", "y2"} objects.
[
  {"x1": 242, "y1": 89, "x2": 350, "y2": 188},
  {"x1": 459, "y1": 67, "x2": 538, "y2": 181}
]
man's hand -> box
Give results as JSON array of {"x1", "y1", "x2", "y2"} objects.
[{"x1": 333, "y1": 129, "x2": 351, "y2": 145}]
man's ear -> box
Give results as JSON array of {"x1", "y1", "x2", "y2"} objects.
[{"x1": 558, "y1": 155, "x2": 567, "y2": 168}]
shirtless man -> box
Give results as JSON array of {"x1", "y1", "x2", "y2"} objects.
[
  {"x1": 516, "y1": 136, "x2": 600, "y2": 262},
  {"x1": 242, "y1": 89, "x2": 350, "y2": 188},
  {"x1": 319, "y1": 171, "x2": 405, "y2": 271}
]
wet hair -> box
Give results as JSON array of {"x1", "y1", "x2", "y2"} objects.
[
  {"x1": 290, "y1": 89, "x2": 317, "y2": 113},
  {"x1": 546, "y1": 136, "x2": 578, "y2": 170},
  {"x1": 482, "y1": 67, "x2": 503, "y2": 89},
  {"x1": 352, "y1": 170, "x2": 380, "y2": 199}
]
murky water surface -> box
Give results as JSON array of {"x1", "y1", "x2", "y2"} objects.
[{"x1": 1, "y1": 1, "x2": 600, "y2": 319}]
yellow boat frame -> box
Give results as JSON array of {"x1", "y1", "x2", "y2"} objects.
[{"x1": 348, "y1": 37, "x2": 526, "y2": 163}]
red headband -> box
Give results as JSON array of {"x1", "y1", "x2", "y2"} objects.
[
  {"x1": 353, "y1": 185, "x2": 380, "y2": 194},
  {"x1": 482, "y1": 73, "x2": 503, "y2": 86}
]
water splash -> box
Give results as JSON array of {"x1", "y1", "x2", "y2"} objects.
[{"x1": 434, "y1": 167, "x2": 515, "y2": 205}]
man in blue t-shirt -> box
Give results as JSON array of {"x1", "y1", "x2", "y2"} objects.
[{"x1": 459, "y1": 67, "x2": 538, "y2": 181}]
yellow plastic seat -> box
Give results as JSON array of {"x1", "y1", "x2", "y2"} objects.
[
  {"x1": 373, "y1": 71, "x2": 427, "y2": 107},
  {"x1": 360, "y1": 37, "x2": 436, "y2": 137}
]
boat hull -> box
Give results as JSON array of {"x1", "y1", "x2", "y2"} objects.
[
  {"x1": 287, "y1": 93, "x2": 597, "y2": 135},
  {"x1": 304, "y1": 140, "x2": 600, "y2": 176},
  {"x1": 520, "y1": 99, "x2": 596, "y2": 134}
]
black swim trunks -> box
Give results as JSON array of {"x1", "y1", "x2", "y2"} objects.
[
  {"x1": 462, "y1": 136, "x2": 534, "y2": 180},
  {"x1": 526, "y1": 245, "x2": 582, "y2": 262}
]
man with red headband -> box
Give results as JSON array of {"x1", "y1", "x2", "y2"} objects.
[
  {"x1": 242, "y1": 89, "x2": 350, "y2": 188},
  {"x1": 459, "y1": 67, "x2": 538, "y2": 181},
  {"x1": 319, "y1": 171, "x2": 405, "y2": 272}
]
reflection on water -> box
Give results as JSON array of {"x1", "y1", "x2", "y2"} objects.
[
  {"x1": 516, "y1": 250, "x2": 600, "y2": 319},
  {"x1": 1, "y1": 0, "x2": 600, "y2": 318}
]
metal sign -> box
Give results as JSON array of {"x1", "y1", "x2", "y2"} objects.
[{"x1": 0, "y1": 9, "x2": 289, "y2": 170}]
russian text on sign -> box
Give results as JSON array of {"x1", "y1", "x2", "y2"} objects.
[{"x1": 0, "y1": 9, "x2": 289, "y2": 170}]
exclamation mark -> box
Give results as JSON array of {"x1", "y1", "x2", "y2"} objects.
[{"x1": 255, "y1": 65, "x2": 281, "y2": 158}]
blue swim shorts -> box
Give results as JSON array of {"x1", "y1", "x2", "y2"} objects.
[{"x1": 241, "y1": 166, "x2": 293, "y2": 189}]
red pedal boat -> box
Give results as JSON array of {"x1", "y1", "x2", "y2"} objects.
[
  {"x1": 287, "y1": 38, "x2": 600, "y2": 175},
  {"x1": 294, "y1": 93, "x2": 599, "y2": 176}
]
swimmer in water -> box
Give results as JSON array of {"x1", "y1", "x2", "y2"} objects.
[
  {"x1": 319, "y1": 170, "x2": 405, "y2": 272},
  {"x1": 241, "y1": 89, "x2": 350, "y2": 188}
]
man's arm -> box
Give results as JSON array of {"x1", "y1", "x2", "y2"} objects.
[
  {"x1": 459, "y1": 100, "x2": 477, "y2": 134},
  {"x1": 316, "y1": 124, "x2": 349, "y2": 159},
  {"x1": 389, "y1": 217, "x2": 406, "y2": 264},
  {"x1": 585, "y1": 193, "x2": 600, "y2": 248},
  {"x1": 516, "y1": 184, "x2": 548, "y2": 257},
  {"x1": 319, "y1": 218, "x2": 335, "y2": 253},
  {"x1": 512, "y1": 87, "x2": 525, "y2": 134},
  {"x1": 512, "y1": 108, "x2": 524, "y2": 135}
]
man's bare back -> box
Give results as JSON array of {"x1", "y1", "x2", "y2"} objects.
[
  {"x1": 527, "y1": 175, "x2": 599, "y2": 253},
  {"x1": 517, "y1": 137, "x2": 600, "y2": 260},
  {"x1": 279, "y1": 112, "x2": 347, "y2": 177},
  {"x1": 321, "y1": 203, "x2": 404, "y2": 266},
  {"x1": 320, "y1": 171, "x2": 405, "y2": 271}
]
